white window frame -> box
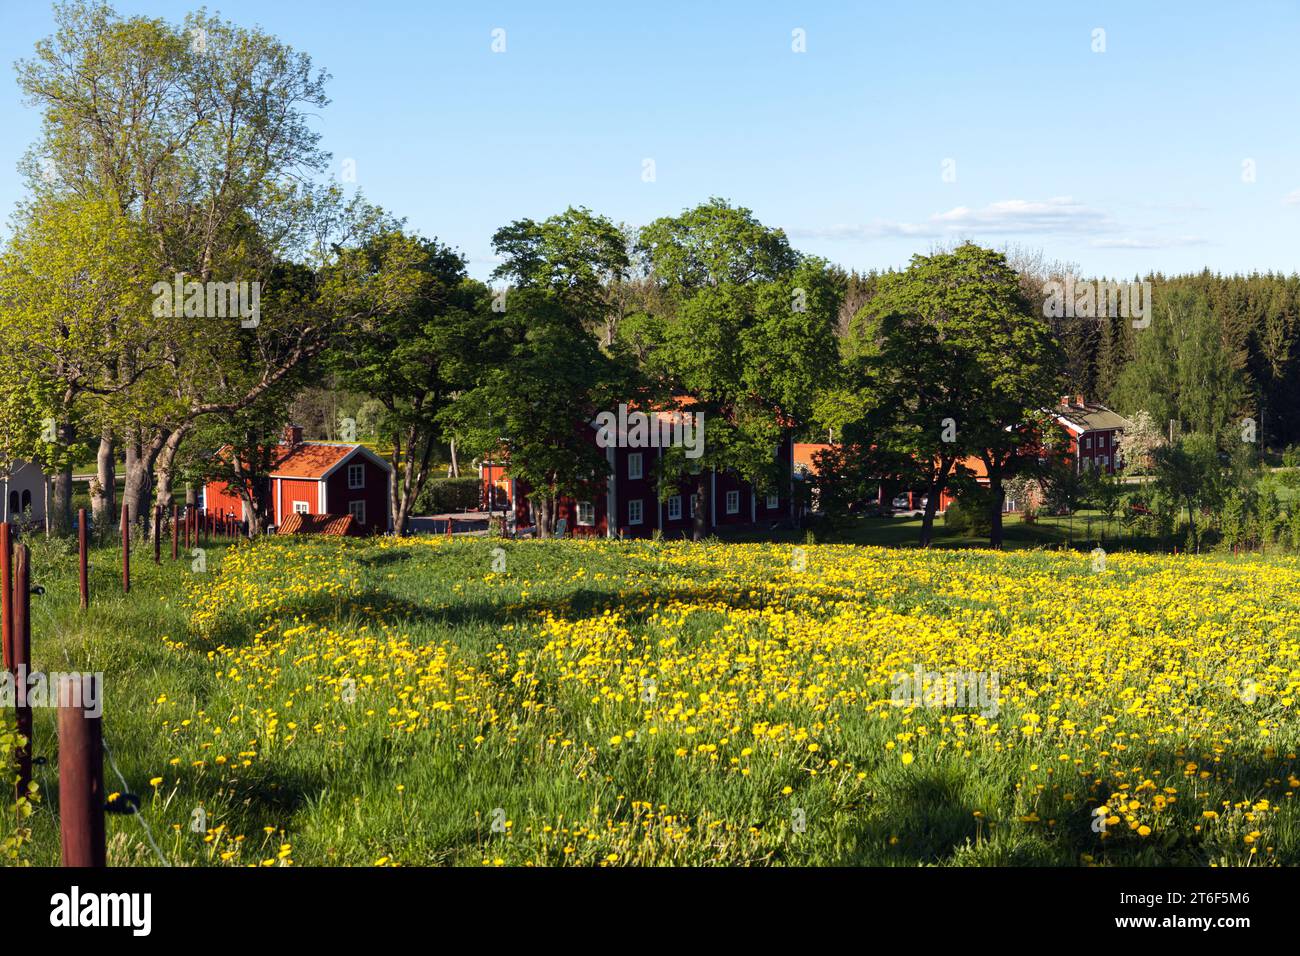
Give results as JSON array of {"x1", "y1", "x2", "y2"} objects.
[
  {"x1": 725, "y1": 490, "x2": 740, "y2": 514},
  {"x1": 576, "y1": 501, "x2": 594, "y2": 526},
  {"x1": 348, "y1": 463, "x2": 366, "y2": 489},
  {"x1": 1083, "y1": 436, "x2": 1092, "y2": 450},
  {"x1": 667, "y1": 495, "x2": 682, "y2": 521},
  {"x1": 293, "y1": 500, "x2": 310, "y2": 514},
  {"x1": 628, "y1": 498, "x2": 643, "y2": 525},
  {"x1": 1098, "y1": 454, "x2": 1109, "y2": 469},
  {"x1": 628, "y1": 452, "x2": 643, "y2": 481},
  {"x1": 766, "y1": 493, "x2": 779, "y2": 510},
  {"x1": 349, "y1": 500, "x2": 366, "y2": 525}
]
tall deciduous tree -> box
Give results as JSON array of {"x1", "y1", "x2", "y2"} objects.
[
  {"x1": 634, "y1": 201, "x2": 837, "y2": 538},
  {"x1": 850, "y1": 243, "x2": 1062, "y2": 547},
  {"x1": 332, "y1": 233, "x2": 494, "y2": 535},
  {"x1": 442, "y1": 288, "x2": 624, "y2": 537}
]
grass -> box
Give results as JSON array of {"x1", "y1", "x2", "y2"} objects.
[{"x1": 5, "y1": 531, "x2": 1298, "y2": 867}]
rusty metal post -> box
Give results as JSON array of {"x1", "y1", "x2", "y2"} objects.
[
  {"x1": 78, "y1": 509, "x2": 89, "y2": 610},
  {"x1": 57, "y1": 674, "x2": 105, "y2": 867},
  {"x1": 184, "y1": 507, "x2": 190, "y2": 550},
  {"x1": 12, "y1": 544, "x2": 31, "y2": 801}
]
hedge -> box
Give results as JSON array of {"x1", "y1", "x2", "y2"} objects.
[{"x1": 414, "y1": 476, "x2": 481, "y2": 514}]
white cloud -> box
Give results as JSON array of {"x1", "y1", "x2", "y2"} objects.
[
  {"x1": 1284, "y1": 189, "x2": 1300, "y2": 206},
  {"x1": 791, "y1": 196, "x2": 1115, "y2": 242},
  {"x1": 1090, "y1": 235, "x2": 1207, "y2": 250}
]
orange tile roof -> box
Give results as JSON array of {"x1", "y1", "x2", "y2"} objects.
[
  {"x1": 277, "y1": 512, "x2": 360, "y2": 536},
  {"x1": 269, "y1": 442, "x2": 357, "y2": 478}
]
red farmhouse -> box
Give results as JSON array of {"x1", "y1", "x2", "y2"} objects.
[
  {"x1": 203, "y1": 425, "x2": 393, "y2": 533},
  {"x1": 481, "y1": 401, "x2": 795, "y2": 538},
  {"x1": 1052, "y1": 395, "x2": 1131, "y2": 475}
]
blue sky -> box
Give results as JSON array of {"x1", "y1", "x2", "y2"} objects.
[{"x1": 1, "y1": 0, "x2": 1298, "y2": 280}]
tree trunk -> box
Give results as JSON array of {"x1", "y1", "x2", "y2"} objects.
[
  {"x1": 92, "y1": 430, "x2": 116, "y2": 534},
  {"x1": 919, "y1": 459, "x2": 955, "y2": 548},
  {"x1": 448, "y1": 439, "x2": 459, "y2": 478},
  {"x1": 152, "y1": 427, "x2": 189, "y2": 533},
  {"x1": 123, "y1": 435, "x2": 152, "y2": 532},
  {"x1": 988, "y1": 472, "x2": 1005, "y2": 549},
  {"x1": 122, "y1": 429, "x2": 168, "y2": 532},
  {"x1": 691, "y1": 472, "x2": 709, "y2": 541},
  {"x1": 919, "y1": 491, "x2": 941, "y2": 547},
  {"x1": 51, "y1": 463, "x2": 73, "y2": 536},
  {"x1": 393, "y1": 430, "x2": 435, "y2": 536},
  {"x1": 536, "y1": 495, "x2": 553, "y2": 539}
]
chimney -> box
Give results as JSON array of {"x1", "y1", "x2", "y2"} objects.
[
  {"x1": 1075, "y1": 394, "x2": 1086, "y2": 407},
  {"x1": 283, "y1": 424, "x2": 304, "y2": 447}
]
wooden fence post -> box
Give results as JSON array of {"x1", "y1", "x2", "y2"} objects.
[
  {"x1": 153, "y1": 505, "x2": 161, "y2": 564},
  {"x1": 12, "y1": 544, "x2": 31, "y2": 801},
  {"x1": 78, "y1": 508, "x2": 89, "y2": 610},
  {"x1": 57, "y1": 674, "x2": 105, "y2": 867},
  {"x1": 184, "y1": 507, "x2": 190, "y2": 551},
  {"x1": 120, "y1": 503, "x2": 130, "y2": 594},
  {"x1": 171, "y1": 504, "x2": 179, "y2": 560},
  {"x1": 0, "y1": 522, "x2": 11, "y2": 669}
]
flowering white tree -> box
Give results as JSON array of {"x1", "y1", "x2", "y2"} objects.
[{"x1": 1117, "y1": 409, "x2": 1163, "y2": 476}]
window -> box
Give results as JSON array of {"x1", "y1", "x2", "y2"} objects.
[
  {"x1": 348, "y1": 463, "x2": 365, "y2": 489},
  {"x1": 628, "y1": 453, "x2": 643, "y2": 480},
  {"x1": 667, "y1": 495, "x2": 682, "y2": 521},
  {"x1": 1099, "y1": 433, "x2": 1108, "y2": 448},
  {"x1": 688, "y1": 495, "x2": 695, "y2": 517},
  {"x1": 7, "y1": 492, "x2": 16, "y2": 514},
  {"x1": 1083, "y1": 436, "x2": 1092, "y2": 450},
  {"x1": 349, "y1": 500, "x2": 366, "y2": 525},
  {"x1": 1099, "y1": 455, "x2": 1109, "y2": 469},
  {"x1": 766, "y1": 493, "x2": 779, "y2": 510},
  {"x1": 576, "y1": 501, "x2": 594, "y2": 526},
  {"x1": 628, "y1": 499, "x2": 643, "y2": 525},
  {"x1": 725, "y1": 490, "x2": 740, "y2": 514},
  {"x1": 293, "y1": 500, "x2": 309, "y2": 514},
  {"x1": 19, "y1": 490, "x2": 31, "y2": 512}
]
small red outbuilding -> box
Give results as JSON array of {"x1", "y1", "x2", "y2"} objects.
[{"x1": 203, "y1": 426, "x2": 393, "y2": 533}]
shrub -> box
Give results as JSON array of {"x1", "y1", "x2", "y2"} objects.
[
  {"x1": 413, "y1": 477, "x2": 481, "y2": 514},
  {"x1": 942, "y1": 500, "x2": 972, "y2": 534}
]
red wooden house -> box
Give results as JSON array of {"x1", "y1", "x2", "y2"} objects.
[
  {"x1": 1052, "y1": 395, "x2": 1131, "y2": 475},
  {"x1": 796, "y1": 395, "x2": 1130, "y2": 515},
  {"x1": 480, "y1": 402, "x2": 795, "y2": 538},
  {"x1": 203, "y1": 426, "x2": 393, "y2": 534}
]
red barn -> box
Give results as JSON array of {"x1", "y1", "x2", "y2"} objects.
[{"x1": 203, "y1": 426, "x2": 393, "y2": 533}]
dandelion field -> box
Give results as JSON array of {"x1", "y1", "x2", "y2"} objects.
[{"x1": 9, "y1": 535, "x2": 1300, "y2": 867}]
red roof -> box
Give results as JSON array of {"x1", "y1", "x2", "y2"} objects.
[
  {"x1": 270, "y1": 442, "x2": 356, "y2": 479},
  {"x1": 277, "y1": 512, "x2": 360, "y2": 536},
  {"x1": 212, "y1": 441, "x2": 386, "y2": 480}
]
